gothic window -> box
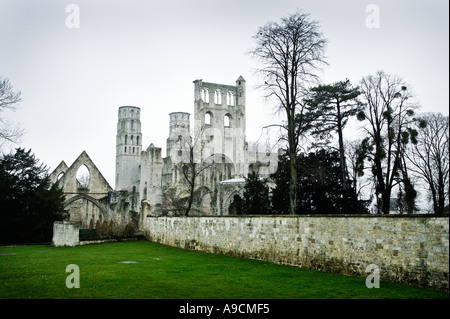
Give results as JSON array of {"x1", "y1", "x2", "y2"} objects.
[
  {"x1": 131, "y1": 120, "x2": 134, "y2": 129},
  {"x1": 124, "y1": 147, "x2": 127, "y2": 153},
  {"x1": 136, "y1": 136, "x2": 140, "y2": 145},
  {"x1": 205, "y1": 112, "x2": 212, "y2": 125},
  {"x1": 76, "y1": 165, "x2": 90, "y2": 189},
  {"x1": 131, "y1": 135, "x2": 134, "y2": 145},
  {"x1": 201, "y1": 88, "x2": 209, "y2": 103},
  {"x1": 224, "y1": 114, "x2": 231, "y2": 127},
  {"x1": 214, "y1": 89, "x2": 222, "y2": 104},
  {"x1": 125, "y1": 135, "x2": 128, "y2": 144},
  {"x1": 227, "y1": 91, "x2": 235, "y2": 106}
]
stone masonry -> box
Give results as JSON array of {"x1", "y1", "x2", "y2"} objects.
[{"x1": 145, "y1": 215, "x2": 449, "y2": 290}]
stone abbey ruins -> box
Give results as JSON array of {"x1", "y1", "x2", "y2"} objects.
[
  {"x1": 49, "y1": 77, "x2": 449, "y2": 291},
  {"x1": 50, "y1": 76, "x2": 280, "y2": 226}
]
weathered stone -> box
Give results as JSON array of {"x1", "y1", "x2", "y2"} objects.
[
  {"x1": 144, "y1": 215, "x2": 449, "y2": 291},
  {"x1": 52, "y1": 221, "x2": 80, "y2": 247}
]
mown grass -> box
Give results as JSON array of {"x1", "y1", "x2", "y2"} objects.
[{"x1": 0, "y1": 241, "x2": 447, "y2": 299}]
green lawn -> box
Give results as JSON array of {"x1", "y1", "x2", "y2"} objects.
[{"x1": 0, "y1": 240, "x2": 447, "y2": 299}]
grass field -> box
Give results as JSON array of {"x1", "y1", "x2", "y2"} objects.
[{"x1": 0, "y1": 240, "x2": 447, "y2": 299}]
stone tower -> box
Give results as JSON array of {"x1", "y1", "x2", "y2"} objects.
[
  {"x1": 115, "y1": 106, "x2": 142, "y2": 191},
  {"x1": 166, "y1": 112, "x2": 191, "y2": 162},
  {"x1": 193, "y1": 76, "x2": 247, "y2": 177}
]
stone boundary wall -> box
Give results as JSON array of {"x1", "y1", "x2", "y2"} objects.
[
  {"x1": 52, "y1": 221, "x2": 140, "y2": 247},
  {"x1": 144, "y1": 215, "x2": 449, "y2": 291}
]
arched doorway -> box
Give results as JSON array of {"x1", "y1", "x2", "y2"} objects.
[{"x1": 227, "y1": 192, "x2": 243, "y2": 215}]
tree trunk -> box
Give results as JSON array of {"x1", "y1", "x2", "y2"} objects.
[
  {"x1": 289, "y1": 150, "x2": 297, "y2": 215},
  {"x1": 336, "y1": 102, "x2": 348, "y2": 191}
]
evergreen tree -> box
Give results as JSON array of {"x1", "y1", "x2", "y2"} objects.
[
  {"x1": 0, "y1": 148, "x2": 68, "y2": 243},
  {"x1": 307, "y1": 79, "x2": 364, "y2": 191},
  {"x1": 271, "y1": 150, "x2": 369, "y2": 214},
  {"x1": 270, "y1": 153, "x2": 291, "y2": 214},
  {"x1": 242, "y1": 171, "x2": 272, "y2": 215}
]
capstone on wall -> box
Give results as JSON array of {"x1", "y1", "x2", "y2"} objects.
[{"x1": 144, "y1": 215, "x2": 449, "y2": 291}]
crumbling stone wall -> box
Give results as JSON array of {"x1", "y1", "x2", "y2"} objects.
[
  {"x1": 52, "y1": 221, "x2": 80, "y2": 247},
  {"x1": 144, "y1": 215, "x2": 449, "y2": 290},
  {"x1": 50, "y1": 151, "x2": 113, "y2": 228}
]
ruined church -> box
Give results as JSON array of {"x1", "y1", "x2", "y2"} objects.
[{"x1": 50, "y1": 77, "x2": 279, "y2": 227}]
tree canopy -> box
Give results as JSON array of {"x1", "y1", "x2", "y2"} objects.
[
  {"x1": 0, "y1": 148, "x2": 68, "y2": 243},
  {"x1": 271, "y1": 150, "x2": 369, "y2": 214}
]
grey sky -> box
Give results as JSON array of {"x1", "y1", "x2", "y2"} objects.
[{"x1": 1, "y1": 0, "x2": 448, "y2": 187}]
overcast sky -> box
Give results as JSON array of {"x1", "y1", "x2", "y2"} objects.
[{"x1": 1, "y1": 0, "x2": 448, "y2": 188}]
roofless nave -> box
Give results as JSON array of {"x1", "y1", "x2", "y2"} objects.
[{"x1": 50, "y1": 77, "x2": 280, "y2": 227}]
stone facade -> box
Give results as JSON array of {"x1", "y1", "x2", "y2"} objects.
[
  {"x1": 50, "y1": 76, "x2": 280, "y2": 227},
  {"x1": 144, "y1": 215, "x2": 449, "y2": 290},
  {"x1": 49, "y1": 151, "x2": 113, "y2": 228},
  {"x1": 115, "y1": 76, "x2": 279, "y2": 216}
]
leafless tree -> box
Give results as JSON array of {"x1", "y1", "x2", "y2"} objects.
[
  {"x1": 406, "y1": 113, "x2": 449, "y2": 214},
  {"x1": 0, "y1": 76, "x2": 24, "y2": 147},
  {"x1": 165, "y1": 125, "x2": 213, "y2": 216},
  {"x1": 357, "y1": 71, "x2": 419, "y2": 214},
  {"x1": 249, "y1": 10, "x2": 327, "y2": 215}
]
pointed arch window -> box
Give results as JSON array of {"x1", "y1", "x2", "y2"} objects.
[{"x1": 76, "y1": 165, "x2": 90, "y2": 189}]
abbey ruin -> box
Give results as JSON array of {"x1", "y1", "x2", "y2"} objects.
[
  {"x1": 49, "y1": 78, "x2": 449, "y2": 292},
  {"x1": 50, "y1": 76, "x2": 280, "y2": 227}
]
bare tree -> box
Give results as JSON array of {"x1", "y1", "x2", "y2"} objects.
[
  {"x1": 406, "y1": 113, "x2": 449, "y2": 214},
  {"x1": 249, "y1": 10, "x2": 327, "y2": 215},
  {"x1": 180, "y1": 131, "x2": 214, "y2": 216},
  {"x1": 0, "y1": 76, "x2": 24, "y2": 146},
  {"x1": 165, "y1": 125, "x2": 213, "y2": 216},
  {"x1": 357, "y1": 71, "x2": 419, "y2": 214}
]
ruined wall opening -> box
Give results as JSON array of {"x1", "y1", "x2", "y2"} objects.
[
  {"x1": 76, "y1": 165, "x2": 90, "y2": 189},
  {"x1": 228, "y1": 194, "x2": 243, "y2": 215},
  {"x1": 224, "y1": 114, "x2": 231, "y2": 127},
  {"x1": 205, "y1": 112, "x2": 212, "y2": 125},
  {"x1": 227, "y1": 91, "x2": 235, "y2": 106},
  {"x1": 214, "y1": 89, "x2": 222, "y2": 104},
  {"x1": 201, "y1": 88, "x2": 209, "y2": 103}
]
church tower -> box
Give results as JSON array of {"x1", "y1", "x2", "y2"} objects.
[
  {"x1": 193, "y1": 76, "x2": 247, "y2": 177},
  {"x1": 115, "y1": 106, "x2": 142, "y2": 191},
  {"x1": 166, "y1": 112, "x2": 191, "y2": 162}
]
